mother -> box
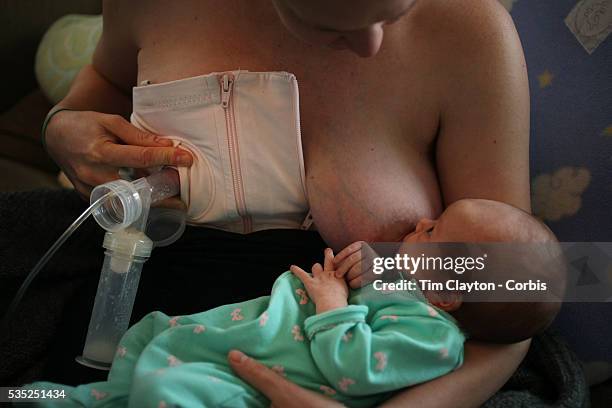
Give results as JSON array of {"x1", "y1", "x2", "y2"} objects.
[{"x1": 43, "y1": 0, "x2": 531, "y2": 406}]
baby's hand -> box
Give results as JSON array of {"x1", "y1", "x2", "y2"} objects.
[
  {"x1": 290, "y1": 248, "x2": 349, "y2": 314},
  {"x1": 333, "y1": 241, "x2": 378, "y2": 289}
]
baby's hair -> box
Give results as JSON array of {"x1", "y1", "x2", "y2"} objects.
[{"x1": 441, "y1": 199, "x2": 566, "y2": 343}]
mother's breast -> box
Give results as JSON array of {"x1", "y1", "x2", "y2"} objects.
[{"x1": 304, "y1": 141, "x2": 443, "y2": 251}]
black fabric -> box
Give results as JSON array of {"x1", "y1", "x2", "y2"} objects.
[
  {"x1": 484, "y1": 332, "x2": 589, "y2": 408},
  {"x1": 0, "y1": 190, "x2": 589, "y2": 407}
]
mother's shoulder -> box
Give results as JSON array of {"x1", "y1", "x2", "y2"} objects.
[{"x1": 402, "y1": 0, "x2": 520, "y2": 64}]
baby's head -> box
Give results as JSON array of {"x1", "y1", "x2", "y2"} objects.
[{"x1": 403, "y1": 198, "x2": 564, "y2": 343}]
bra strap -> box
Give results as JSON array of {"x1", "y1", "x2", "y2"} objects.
[{"x1": 300, "y1": 210, "x2": 314, "y2": 230}]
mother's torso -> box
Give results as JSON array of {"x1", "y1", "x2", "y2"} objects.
[{"x1": 132, "y1": 0, "x2": 443, "y2": 249}]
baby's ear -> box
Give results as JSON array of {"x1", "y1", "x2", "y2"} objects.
[{"x1": 428, "y1": 291, "x2": 462, "y2": 312}]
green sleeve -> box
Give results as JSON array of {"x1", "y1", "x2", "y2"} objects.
[{"x1": 304, "y1": 302, "x2": 464, "y2": 396}]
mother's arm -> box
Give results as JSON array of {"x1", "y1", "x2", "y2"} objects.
[
  {"x1": 395, "y1": 1, "x2": 532, "y2": 406},
  {"x1": 432, "y1": 0, "x2": 531, "y2": 212},
  {"x1": 228, "y1": 341, "x2": 530, "y2": 408},
  {"x1": 380, "y1": 340, "x2": 530, "y2": 407}
]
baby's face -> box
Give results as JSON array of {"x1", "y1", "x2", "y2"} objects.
[
  {"x1": 401, "y1": 201, "x2": 494, "y2": 312},
  {"x1": 402, "y1": 218, "x2": 439, "y2": 243},
  {"x1": 402, "y1": 199, "x2": 511, "y2": 244},
  {"x1": 402, "y1": 207, "x2": 475, "y2": 244}
]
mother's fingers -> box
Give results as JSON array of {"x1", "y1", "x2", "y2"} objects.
[
  {"x1": 345, "y1": 248, "x2": 377, "y2": 281},
  {"x1": 71, "y1": 178, "x2": 93, "y2": 201},
  {"x1": 78, "y1": 165, "x2": 122, "y2": 187},
  {"x1": 348, "y1": 276, "x2": 363, "y2": 289},
  {"x1": 228, "y1": 351, "x2": 342, "y2": 408},
  {"x1": 101, "y1": 114, "x2": 173, "y2": 147},
  {"x1": 98, "y1": 142, "x2": 193, "y2": 168},
  {"x1": 228, "y1": 351, "x2": 300, "y2": 400},
  {"x1": 334, "y1": 241, "x2": 363, "y2": 264},
  {"x1": 70, "y1": 165, "x2": 121, "y2": 196},
  {"x1": 334, "y1": 250, "x2": 362, "y2": 278},
  {"x1": 345, "y1": 260, "x2": 363, "y2": 281}
]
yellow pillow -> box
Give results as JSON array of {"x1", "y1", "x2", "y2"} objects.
[{"x1": 35, "y1": 14, "x2": 102, "y2": 104}]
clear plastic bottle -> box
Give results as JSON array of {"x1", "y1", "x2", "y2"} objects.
[
  {"x1": 79, "y1": 230, "x2": 153, "y2": 369},
  {"x1": 77, "y1": 168, "x2": 181, "y2": 369}
]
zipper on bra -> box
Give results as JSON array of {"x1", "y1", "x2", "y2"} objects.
[{"x1": 220, "y1": 73, "x2": 252, "y2": 233}]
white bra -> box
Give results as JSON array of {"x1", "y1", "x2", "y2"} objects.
[{"x1": 131, "y1": 71, "x2": 313, "y2": 234}]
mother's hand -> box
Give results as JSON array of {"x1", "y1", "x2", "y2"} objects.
[
  {"x1": 229, "y1": 339, "x2": 530, "y2": 408},
  {"x1": 45, "y1": 109, "x2": 193, "y2": 199},
  {"x1": 228, "y1": 350, "x2": 344, "y2": 408}
]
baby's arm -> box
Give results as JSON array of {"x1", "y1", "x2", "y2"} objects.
[
  {"x1": 304, "y1": 298, "x2": 464, "y2": 397},
  {"x1": 292, "y1": 249, "x2": 464, "y2": 397}
]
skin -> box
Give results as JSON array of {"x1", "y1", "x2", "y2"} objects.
[
  {"x1": 334, "y1": 200, "x2": 532, "y2": 312},
  {"x1": 295, "y1": 244, "x2": 455, "y2": 326},
  {"x1": 333, "y1": 199, "x2": 541, "y2": 286},
  {"x1": 333, "y1": 199, "x2": 502, "y2": 300},
  {"x1": 290, "y1": 248, "x2": 350, "y2": 314},
  {"x1": 270, "y1": 0, "x2": 419, "y2": 57},
  {"x1": 44, "y1": 0, "x2": 531, "y2": 405}
]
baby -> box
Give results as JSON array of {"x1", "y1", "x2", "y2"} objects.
[
  {"x1": 29, "y1": 198, "x2": 562, "y2": 407},
  {"x1": 334, "y1": 198, "x2": 564, "y2": 344}
]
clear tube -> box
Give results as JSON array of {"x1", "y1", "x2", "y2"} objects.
[{"x1": 1, "y1": 193, "x2": 111, "y2": 330}]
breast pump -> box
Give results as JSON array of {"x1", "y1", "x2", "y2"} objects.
[
  {"x1": 2, "y1": 168, "x2": 185, "y2": 370},
  {"x1": 78, "y1": 168, "x2": 185, "y2": 369}
]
